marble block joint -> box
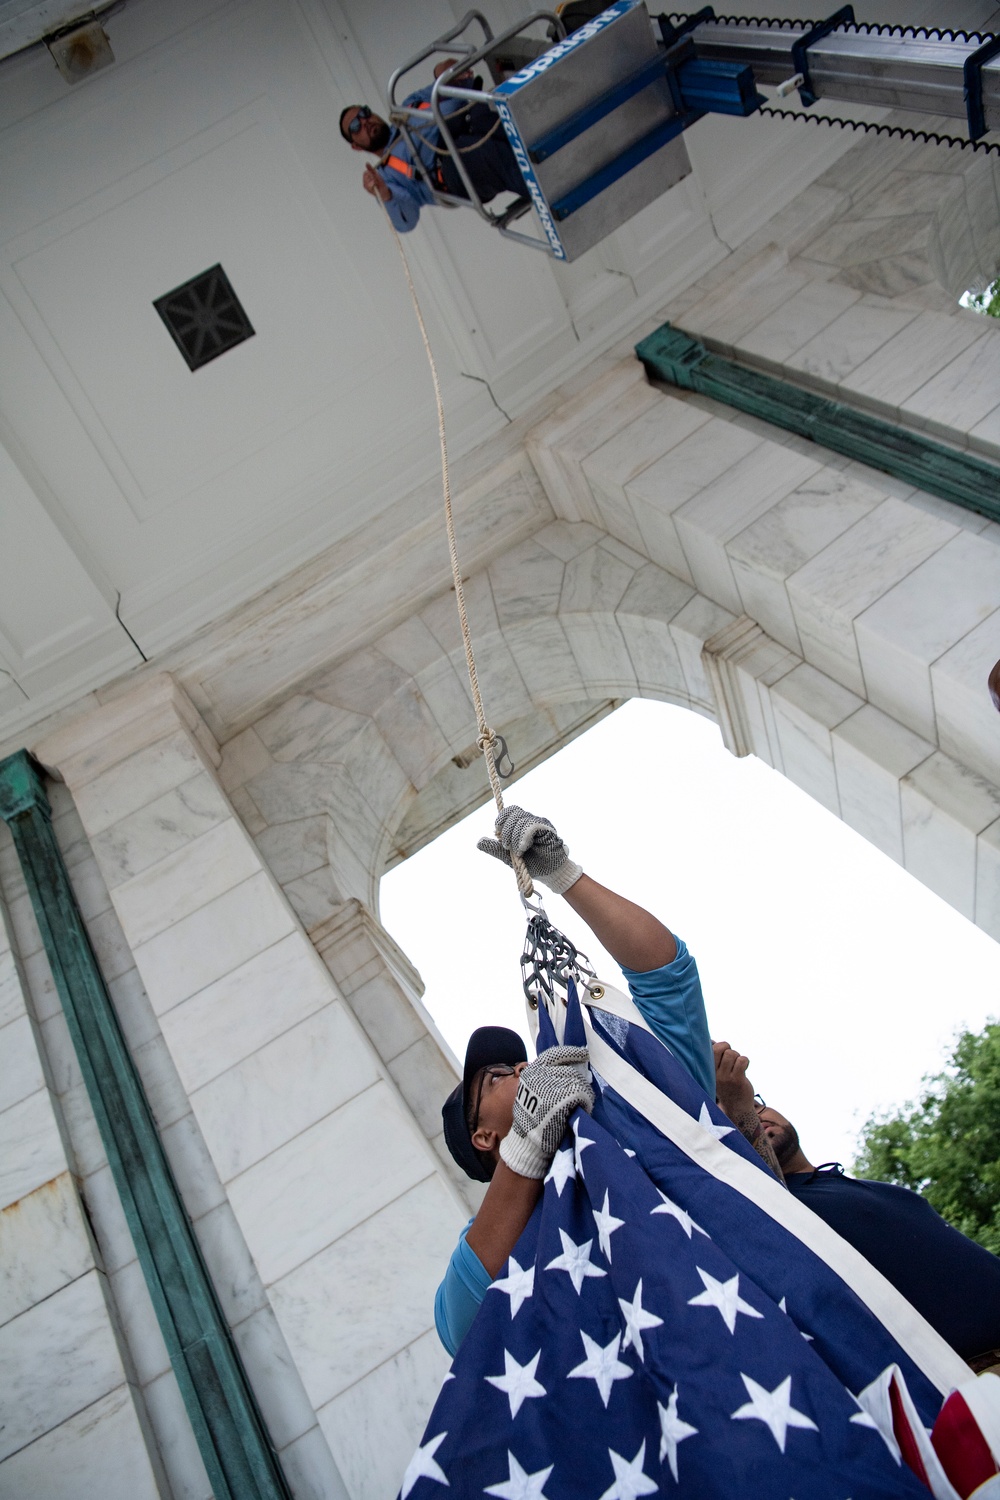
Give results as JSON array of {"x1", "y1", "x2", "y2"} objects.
[
  {"x1": 636, "y1": 324, "x2": 1000, "y2": 522},
  {"x1": 0, "y1": 748, "x2": 293, "y2": 1500}
]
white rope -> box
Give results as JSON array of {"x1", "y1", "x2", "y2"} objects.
[{"x1": 384, "y1": 213, "x2": 533, "y2": 899}]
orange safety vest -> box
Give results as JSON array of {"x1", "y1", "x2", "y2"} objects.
[{"x1": 383, "y1": 102, "x2": 439, "y2": 182}]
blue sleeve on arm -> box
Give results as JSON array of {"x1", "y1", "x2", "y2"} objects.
[
  {"x1": 385, "y1": 187, "x2": 421, "y2": 232},
  {"x1": 434, "y1": 1219, "x2": 492, "y2": 1357},
  {"x1": 622, "y1": 937, "x2": 715, "y2": 1097}
]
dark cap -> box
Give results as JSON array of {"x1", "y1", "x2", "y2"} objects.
[{"x1": 442, "y1": 1025, "x2": 528, "y2": 1182}]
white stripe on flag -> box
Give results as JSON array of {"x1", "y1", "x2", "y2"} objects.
[{"x1": 581, "y1": 992, "x2": 967, "y2": 1398}]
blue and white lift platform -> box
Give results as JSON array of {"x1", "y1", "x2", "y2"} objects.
[{"x1": 386, "y1": 3, "x2": 1000, "y2": 262}]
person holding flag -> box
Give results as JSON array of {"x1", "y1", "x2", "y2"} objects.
[{"x1": 408, "y1": 806, "x2": 999, "y2": 1500}]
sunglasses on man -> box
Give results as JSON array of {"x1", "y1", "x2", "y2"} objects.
[{"x1": 348, "y1": 106, "x2": 372, "y2": 136}]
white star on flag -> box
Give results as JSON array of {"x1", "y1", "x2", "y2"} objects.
[
  {"x1": 658, "y1": 1385, "x2": 698, "y2": 1481},
  {"x1": 623, "y1": 1148, "x2": 636, "y2": 1158},
  {"x1": 572, "y1": 1118, "x2": 596, "y2": 1174},
  {"x1": 593, "y1": 1189, "x2": 625, "y2": 1263},
  {"x1": 731, "y1": 1373, "x2": 819, "y2": 1452},
  {"x1": 597, "y1": 1440, "x2": 658, "y2": 1500},
  {"x1": 491, "y1": 1257, "x2": 535, "y2": 1319},
  {"x1": 618, "y1": 1278, "x2": 663, "y2": 1362},
  {"x1": 697, "y1": 1102, "x2": 735, "y2": 1140},
  {"x1": 545, "y1": 1228, "x2": 607, "y2": 1294},
  {"x1": 401, "y1": 1431, "x2": 449, "y2": 1497},
  {"x1": 778, "y1": 1296, "x2": 813, "y2": 1340},
  {"x1": 485, "y1": 1451, "x2": 554, "y2": 1499},
  {"x1": 687, "y1": 1267, "x2": 763, "y2": 1334},
  {"x1": 545, "y1": 1147, "x2": 575, "y2": 1197},
  {"x1": 651, "y1": 1191, "x2": 708, "y2": 1239},
  {"x1": 567, "y1": 1329, "x2": 633, "y2": 1407},
  {"x1": 485, "y1": 1349, "x2": 547, "y2": 1419}
]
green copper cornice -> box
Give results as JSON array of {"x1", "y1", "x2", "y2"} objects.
[
  {"x1": 635, "y1": 324, "x2": 1000, "y2": 524},
  {"x1": 0, "y1": 749, "x2": 293, "y2": 1500},
  {"x1": 0, "y1": 749, "x2": 50, "y2": 822}
]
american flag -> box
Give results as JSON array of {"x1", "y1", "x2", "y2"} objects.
[{"x1": 402, "y1": 981, "x2": 998, "y2": 1499}]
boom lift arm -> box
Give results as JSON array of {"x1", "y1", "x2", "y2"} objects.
[{"x1": 384, "y1": 4, "x2": 1000, "y2": 262}]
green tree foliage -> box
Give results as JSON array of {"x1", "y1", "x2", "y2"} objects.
[
  {"x1": 966, "y1": 277, "x2": 1000, "y2": 318},
  {"x1": 854, "y1": 1021, "x2": 1000, "y2": 1254}
]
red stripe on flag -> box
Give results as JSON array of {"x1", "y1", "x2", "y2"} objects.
[{"x1": 932, "y1": 1389, "x2": 999, "y2": 1499}]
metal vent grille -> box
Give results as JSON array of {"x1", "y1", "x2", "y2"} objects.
[{"x1": 154, "y1": 264, "x2": 254, "y2": 371}]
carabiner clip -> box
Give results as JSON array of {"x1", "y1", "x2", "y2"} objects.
[{"x1": 493, "y1": 733, "x2": 515, "y2": 781}]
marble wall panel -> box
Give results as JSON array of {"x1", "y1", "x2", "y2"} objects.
[
  {"x1": 738, "y1": 280, "x2": 860, "y2": 364},
  {"x1": 277, "y1": 1423, "x2": 350, "y2": 1500},
  {"x1": 112, "y1": 818, "x2": 262, "y2": 947},
  {"x1": 0, "y1": 1269, "x2": 128, "y2": 1461},
  {"x1": 560, "y1": 543, "x2": 636, "y2": 617},
  {"x1": 674, "y1": 444, "x2": 821, "y2": 612},
  {"x1": 387, "y1": 1033, "x2": 465, "y2": 1144},
  {"x1": 970, "y1": 403, "x2": 1000, "y2": 453},
  {"x1": 727, "y1": 470, "x2": 886, "y2": 654},
  {"x1": 254, "y1": 816, "x2": 330, "y2": 887},
  {"x1": 678, "y1": 258, "x2": 809, "y2": 348},
  {"x1": 189, "y1": 1001, "x2": 380, "y2": 1183},
  {"x1": 0, "y1": 1088, "x2": 68, "y2": 1211},
  {"x1": 525, "y1": 360, "x2": 659, "y2": 522},
  {"x1": 581, "y1": 396, "x2": 708, "y2": 517},
  {"x1": 564, "y1": 613, "x2": 640, "y2": 699},
  {"x1": 0, "y1": 1385, "x2": 162, "y2": 1500},
  {"x1": 902, "y1": 331, "x2": 1000, "y2": 440},
  {"x1": 0, "y1": 1172, "x2": 93, "y2": 1328},
  {"x1": 785, "y1": 301, "x2": 919, "y2": 388},
  {"x1": 502, "y1": 616, "x2": 588, "y2": 705},
  {"x1": 132, "y1": 870, "x2": 297, "y2": 1016},
  {"x1": 843, "y1": 310, "x2": 985, "y2": 416},
  {"x1": 90, "y1": 770, "x2": 230, "y2": 888},
  {"x1": 769, "y1": 664, "x2": 863, "y2": 816},
  {"x1": 141, "y1": 1367, "x2": 213, "y2": 1500},
  {"x1": 901, "y1": 751, "x2": 1000, "y2": 918},
  {"x1": 68, "y1": 729, "x2": 207, "y2": 837},
  {"x1": 158, "y1": 931, "x2": 334, "y2": 1094},
  {"x1": 974, "y1": 820, "x2": 1000, "y2": 944},
  {"x1": 489, "y1": 538, "x2": 567, "y2": 627},
  {"x1": 318, "y1": 1328, "x2": 451, "y2": 1500},
  {"x1": 831, "y1": 706, "x2": 933, "y2": 863},
  {"x1": 930, "y1": 610, "x2": 1000, "y2": 786},
  {"x1": 855, "y1": 532, "x2": 1000, "y2": 743},
  {"x1": 786, "y1": 499, "x2": 957, "y2": 694},
  {"x1": 669, "y1": 595, "x2": 738, "y2": 710},
  {"x1": 269, "y1": 1175, "x2": 461, "y2": 1411},
  {"x1": 227, "y1": 1082, "x2": 439, "y2": 1285},
  {"x1": 0, "y1": 1012, "x2": 44, "y2": 1113}
]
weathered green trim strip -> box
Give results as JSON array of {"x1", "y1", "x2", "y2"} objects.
[
  {"x1": 0, "y1": 750, "x2": 292, "y2": 1500},
  {"x1": 635, "y1": 323, "x2": 1000, "y2": 524}
]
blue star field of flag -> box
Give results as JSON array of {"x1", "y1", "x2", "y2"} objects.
[{"x1": 401, "y1": 985, "x2": 942, "y2": 1499}]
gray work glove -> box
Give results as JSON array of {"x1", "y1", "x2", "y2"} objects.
[
  {"x1": 477, "y1": 806, "x2": 583, "y2": 894},
  {"x1": 499, "y1": 1045, "x2": 595, "y2": 1180}
]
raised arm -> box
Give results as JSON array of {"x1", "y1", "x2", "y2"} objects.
[
  {"x1": 713, "y1": 1041, "x2": 785, "y2": 1181},
  {"x1": 563, "y1": 873, "x2": 675, "y2": 972}
]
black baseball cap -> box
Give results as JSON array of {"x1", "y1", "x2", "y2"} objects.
[{"x1": 442, "y1": 1025, "x2": 528, "y2": 1182}]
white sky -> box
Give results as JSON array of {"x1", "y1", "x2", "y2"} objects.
[{"x1": 380, "y1": 699, "x2": 1000, "y2": 1168}]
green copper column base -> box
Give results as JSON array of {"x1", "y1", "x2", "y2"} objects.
[
  {"x1": 0, "y1": 750, "x2": 292, "y2": 1500},
  {"x1": 636, "y1": 324, "x2": 1000, "y2": 524}
]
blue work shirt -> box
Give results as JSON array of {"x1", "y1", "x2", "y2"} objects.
[
  {"x1": 377, "y1": 86, "x2": 463, "y2": 234},
  {"x1": 786, "y1": 1166, "x2": 1000, "y2": 1359},
  {"x1": 435, "y1": 938, "x2": 713, "y2": 1356}
]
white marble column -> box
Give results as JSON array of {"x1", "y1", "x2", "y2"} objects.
[{"x1": 33, "y1": 674, "x2": 468, "y2": 1500}]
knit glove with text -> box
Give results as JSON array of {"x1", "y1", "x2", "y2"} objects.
[{"x1": 499, "y1": 1045, "x2": 594, "y2": 1180}]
